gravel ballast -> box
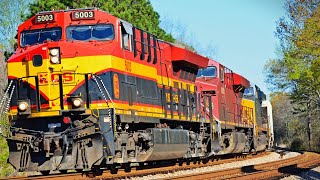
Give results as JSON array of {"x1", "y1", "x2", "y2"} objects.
[{"x1": 131, "y1": 151, "x2": 300, "y2": 180}]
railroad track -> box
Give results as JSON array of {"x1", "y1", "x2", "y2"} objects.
[
  {"x1": 170, "y1": 152, "x2": 320, "y2": 180},
  {"x1": 6, "y1": 152, "x2": 269, "y2": 180}
]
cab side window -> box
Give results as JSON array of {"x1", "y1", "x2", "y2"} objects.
[
  {"x1": 220, "y1": 68, "x2": 224, "y2": 81},
  {"x1": 121, "y1": 22, "x2": 133, "y2": 51}
]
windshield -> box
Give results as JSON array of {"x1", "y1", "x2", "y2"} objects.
[
  {"x1": 244, "y1": 87, "x2": 255, "y2": 100},
  {"x1": 20, "y1": 27, "x2": 62, "y2": 47},
  {"x1": 244, "y1": 87, "x2": 254, "y2": 96},
  {"x1": 66, "y1": 24, "x2": 114, "y2": 41},
  {"x1": 197, "y1": 66, "x2": 217, "y2": 77}
]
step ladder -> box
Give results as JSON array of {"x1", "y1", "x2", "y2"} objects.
[{"x1": 91, "y1": 74, "x2": 116, "y2": 129}]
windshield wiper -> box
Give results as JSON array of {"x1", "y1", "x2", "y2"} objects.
[{"x1": 37, "y1": 31, "x2": 42, "y2": 42}]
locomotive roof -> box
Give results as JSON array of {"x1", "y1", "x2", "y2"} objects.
[
  {"x1": 25, "y1": 8, "x2": 210, "y2": 69},
  {"x1": 233, "y1": 73, "x2": 250, "y2": 88},
  {"x1": 37, "y1": 7, "x2": 105, "y2": 14},
  {"x1": 171, "y1": 46, "x2": 209, "y2": 69}
]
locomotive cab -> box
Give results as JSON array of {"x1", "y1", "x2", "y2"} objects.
[{"x1": 8, "y1": 9, "x2": 119, "y2": 115}]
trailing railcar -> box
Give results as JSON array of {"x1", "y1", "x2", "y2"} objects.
[
  {"x1": 1, "y1": 8, "x2": 273, "y2": 174},
  {"x1": 196, "y1": 60, "x2": 274, "y2": 154},
  {"x1": 243, "y1": 84, "x2": 274, "y2": 150}
]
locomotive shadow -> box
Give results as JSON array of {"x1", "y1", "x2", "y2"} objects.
[
  {"x1": 278, "y1": 164, "x2": 320, "y2": 179},
  {"x1": 241, "y1": 165, "x2": 262, "y2": 173}
]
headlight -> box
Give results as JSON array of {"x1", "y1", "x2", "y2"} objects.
[
  {"x1": 72, "y1": 98, "x2": 82, "y2": 108},
  {"x1": 50, "y1": 49, "x2": 59, "y2": 56},
  {"x1": 49, "y1": 48, "x2": 60, "y2": 64},
  {"x1": 18, "y1": 102, "x2": 29, "y2": 111},
  {"x1": 51, "y1": 56, "x2": 60, "y2": 64}
]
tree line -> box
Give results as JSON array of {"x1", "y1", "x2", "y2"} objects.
[{"x1": 265, "y1": 0, "x2": 320, "y2": 151}]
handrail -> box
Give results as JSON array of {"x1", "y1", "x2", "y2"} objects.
[
  {"x1": 0, "y1": 81, "x2": 13, "y2": 114},
  {"x1": 0, "y1": 81, "x2": 15, "y2": 137},
  {"x1": 91, "y1": 74, "x2": 115, "y2": 129}
]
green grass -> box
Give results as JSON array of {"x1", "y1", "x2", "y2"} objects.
[{"x1": 0, "y1": 136, "x2": 14, "y2": 178}]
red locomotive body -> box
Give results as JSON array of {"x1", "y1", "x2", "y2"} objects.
[
  {"x1": 2, "y1": 8, "x2": 273, "y2": 174},
  {"x1": 196, "y1": 60, "x2": 272, "y2": 154}
]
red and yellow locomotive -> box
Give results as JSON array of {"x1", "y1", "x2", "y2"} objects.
[{"x1": 2, "y1": 8, "x2": 273, "y2": 174}]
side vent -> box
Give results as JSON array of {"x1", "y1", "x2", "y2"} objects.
[
  {"x1": 132, "y1": 27, "x2": 137, "y2": 57},
  {"x1": 153, "y1": 35, "x2": 157, "y2": 64},
  {"x1": 140, "y1": 29, "x2": 145, "y2": 60},
  {"x1": 147, "y1": 33, "x2": 152, "y2": 62}
]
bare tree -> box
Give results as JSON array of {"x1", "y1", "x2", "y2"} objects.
[
  {"x1": 0, "y1": 0, "x2": 30, "y2": 98},
  {"x1": 0, "y1": 53, "x2": 7, "y2": 97},
  {"x1": 198, "y1": 41, "x2": 218, "y2": 59},
  {"x1": 0, "y1": 0, "x2": 30, "y2": 52},
  {"x1": 160, "y1": 16, "x2": 217, "y2": 57}
]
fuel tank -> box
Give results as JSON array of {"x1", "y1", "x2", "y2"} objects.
[{"x1": 136, "y1": 128, "x2": 190, "y2": 161}]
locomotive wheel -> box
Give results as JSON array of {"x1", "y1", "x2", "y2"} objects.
[
  {"x1": 110, "y1": 165, "x2": 118, "y2": 174},
  {"x1": 91, "y1": 167, "x2": 103, "y2": 176},
  {"x1": 59, "y1": 170, "x2": 68, "y2": 174},
  {"x1": 202, "y1": 158, "x2": 209, "y2": 164},
  {"x1": 123, "y1": 163, "x2": 131, "y2": 172},
  {"x1": 40, "y1": 170, "x2": 50, "y2": 176},
  {"x1": 193, "y1": 159, "x2": 198, "y2": 164}
]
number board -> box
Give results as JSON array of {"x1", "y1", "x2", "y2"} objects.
[
  {"x1": 71, "y1": 11, "x2": 95, "y2": 20},
  {"x1": 35, "y1": 14, "x2": 55, "y2": 24}
]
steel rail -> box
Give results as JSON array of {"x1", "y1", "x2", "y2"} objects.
[
  {"x1": 5, "y1": 152, "x2": 270, "y2": 180},
  {"x1": 169, "y1": 152, "x2": 320, "y2": 180}
]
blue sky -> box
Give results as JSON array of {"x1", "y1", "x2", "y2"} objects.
[{"x1": 150, "y1": 0, "x2": 286, "y2": 94}]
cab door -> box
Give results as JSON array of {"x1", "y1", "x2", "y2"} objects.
[{"x1": 218, "y1": 66, "x2": 227, "y2": 124}]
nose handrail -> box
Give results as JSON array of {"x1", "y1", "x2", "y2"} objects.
[{"x1": 11, "y1": 72, "x2": 92, "y2": 112}]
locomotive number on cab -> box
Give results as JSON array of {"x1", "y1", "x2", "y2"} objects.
[
  {"x1": 72, "y1": 11, "x2": 95, "y2": 20},
  {"x1": 35, "y1": 14, "x2": 54, "y2": 23}
]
